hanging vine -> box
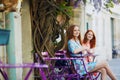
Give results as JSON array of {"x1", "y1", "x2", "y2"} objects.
[{"x1": 30, "y1": 0, "x2": 73, "y2": 60}]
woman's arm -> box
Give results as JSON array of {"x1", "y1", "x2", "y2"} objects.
[
  {"x1": 68, "y1": 40, "x2": 87, "y2": 54},
  {"x1": 87, "y1": 48, "x2": 95, "y2": 54},
  {"x1": 73, "y1": 47, "x2": 86, "y2": 54}
]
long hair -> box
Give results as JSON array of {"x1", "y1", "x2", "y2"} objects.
[
  {"x1": 83, "y1": 30, "x2": 96, "y2": 48},
  {"x1": 65, "y1": 25, "x2": 82, "y2": 57},
  {"x1": 67, "y1": 25, "x2": 82, "y2": 44}
]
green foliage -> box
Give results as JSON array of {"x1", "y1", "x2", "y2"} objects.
[
  {"x1": 58, "y1": 1, "x2": 73, "y2": 17},
  {"x1": 105, "y1": 1, "x2": 114, "y2": 8},
  {"x1": 108, "y1": 9, "x2": 113, "y2": 14},
  {"x1": 83, "y1": 0, "x2": 87, "y2": 5}
]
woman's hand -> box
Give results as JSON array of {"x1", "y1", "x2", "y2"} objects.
[
  {"x1": 81, "y1": 46, "x2": 88, "y2": 54},
  {"x1": 87, "y1": 49, "x2": 94, "y2": 54}
]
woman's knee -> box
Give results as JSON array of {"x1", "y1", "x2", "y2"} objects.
[
  {"x1": 100, "y1": 68, "x2": 106, "y2": 73},
  {"x1": 103, "y1": 61, "x2": 109, "y2": 67}
]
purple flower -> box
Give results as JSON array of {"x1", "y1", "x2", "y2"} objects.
[
  {"x1": 113, "y1": 0, "x2": 119, "y2": 4},
  {"x1": 74, "y1": 0, "x2": 82, "y2": 8}
]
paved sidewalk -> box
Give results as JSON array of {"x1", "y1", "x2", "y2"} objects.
[{"x1": 108, "y1": 58, "x2": 120, "y2": 80}]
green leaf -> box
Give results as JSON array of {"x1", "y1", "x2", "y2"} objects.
[{"x1": 109, "y1": 9, "x2": 113, "y2": 14}]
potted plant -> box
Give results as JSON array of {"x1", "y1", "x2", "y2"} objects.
[
  {"x1": 0, "y1": 18, "x2": 10, "y2": 45},
  {"x1": 0, "y1": 29, "x2": 10, "y2": 45}
]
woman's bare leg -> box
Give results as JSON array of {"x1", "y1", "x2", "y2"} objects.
[
  {"x1": 90, "y1": 61, "x2": 116, "y2": 80},
  {"x1": 97, "y1": 68, "x2": 107, "y2": 80}
]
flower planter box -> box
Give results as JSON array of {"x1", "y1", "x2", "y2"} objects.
[{"x1": 0, "y1": 29, "x2": 10, "y2": 45}]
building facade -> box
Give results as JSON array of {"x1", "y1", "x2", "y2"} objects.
[{"x1": 83, "y1": 3, "x2": 120, "y2": 61}]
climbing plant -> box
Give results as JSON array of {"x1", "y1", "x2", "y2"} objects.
[
  {"x1": 30, "y1": 1, "x2": 73, "y2": 79},
  {"x1": 30, "y1": 0, "x2": 73, "y2": 59}
]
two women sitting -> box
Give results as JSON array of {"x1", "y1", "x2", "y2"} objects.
[{"x1": 66, "y1": 25, "x2": 116, "y2": 80}]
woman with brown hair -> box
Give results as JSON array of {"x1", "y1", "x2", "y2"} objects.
[{"x1": 67, "y1": 25, "x2": 116, "y2": 80}]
